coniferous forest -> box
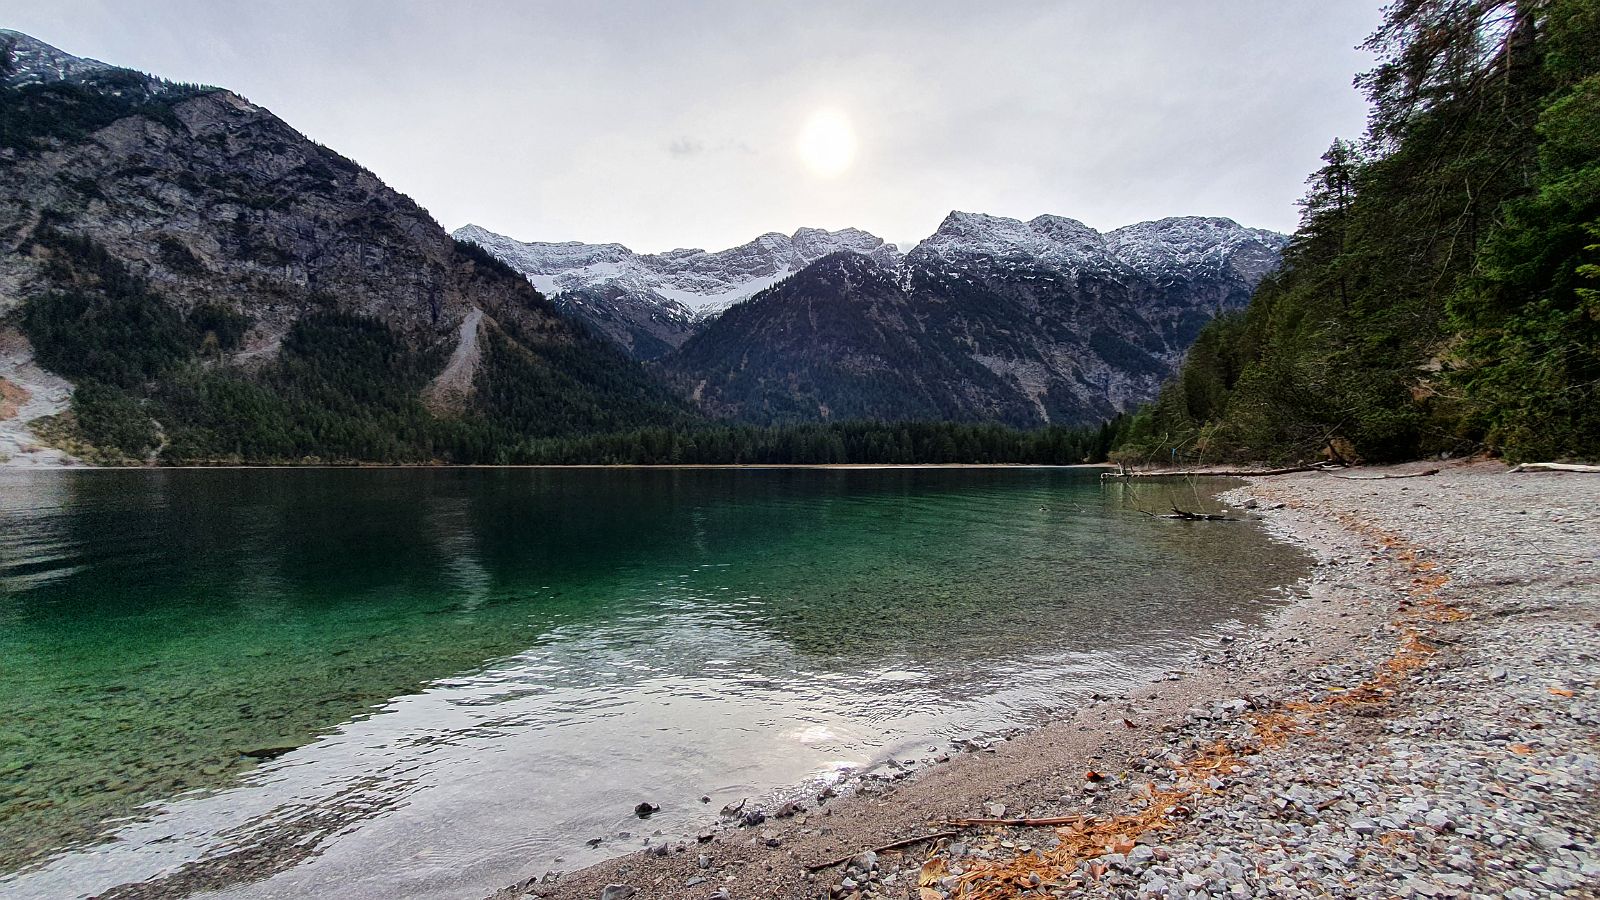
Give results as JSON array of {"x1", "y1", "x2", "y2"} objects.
[{"x1": 1116, "y1": 0, "x2": 1599, "y2": 466}]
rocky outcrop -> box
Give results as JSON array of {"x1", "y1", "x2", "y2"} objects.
[
  {"x1": 1, "y1": 85, "x2": 527, "y2": 351},
  {"x1": 0, "y1": 324, "x2": 77, "y2": 465}
]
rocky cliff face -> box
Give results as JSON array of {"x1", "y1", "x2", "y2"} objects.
[
  {"x1": 0, "y1": 31, "x2": 679, "y2": 463},
  {"x1": 665, "y1": 252, "x2": 1033, "y2": 423},
  {"x1": 665, "y1": 212, "x2": 1287, "y2": 426},
  {"x1": 453, "y1": 224, "x2": 903, "y2": 359}
]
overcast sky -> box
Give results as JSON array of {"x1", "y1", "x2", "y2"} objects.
[{"x1": 4, "y1": 1, "x2": 1384, "y2": 252}]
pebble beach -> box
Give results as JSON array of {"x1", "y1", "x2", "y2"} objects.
[{"x1": 511, "y1": 461, "x2": 1599, "y2": 900}]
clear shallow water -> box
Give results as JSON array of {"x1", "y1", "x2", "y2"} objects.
[{"x1": 0, "y1": 467, "x2": 1307, "y2": 899}]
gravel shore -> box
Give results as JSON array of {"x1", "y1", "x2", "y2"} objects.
[{"x1": 499, "y1": 461, "x2": 1598, "y2": 900}]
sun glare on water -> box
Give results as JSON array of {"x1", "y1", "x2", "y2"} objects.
[{"x1": 797, "y1": 109, "x2": 857, "y2": 177}]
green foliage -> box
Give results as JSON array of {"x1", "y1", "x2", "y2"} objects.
[
  {"x1": 1445, "y1": 5, "x2": 1600, "y2": 461},
  {"x1": 479, "y1": 322, "x2": 693, "y2": 439},
  {"x1": 1119, "y1": 0, "x2": 1600, "y2": 465},
  {"x1": 156, "y1": 235, "x2": 205, "y2": 273},
  {"x1": 188, "y1": 304, "x2": 252, "y2": 353},
  {"x1": 155, "y1": 312, "x2": 449, "y2": 464},
  {"x1": 512, "y1": 418, "x2": 1129, "y2": 466},
  {"x1": 69, "y1": 381, "x2": 160, "y2": 459},
  {"x1": 19, "y1": 230, "x2": 199, "y2": 389}
]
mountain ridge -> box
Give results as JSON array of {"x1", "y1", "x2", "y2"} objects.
[
  {"x1": 662, "y1": 214, "x2": 1287, "y2": 427},
  {"x1": 452, "y1": 223, "x2": 903, "y2": 358}
]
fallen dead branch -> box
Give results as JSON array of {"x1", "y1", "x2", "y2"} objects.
[
  {"x1": 804, "y1": 830, "x2": 960, "y2": 872},
  {"x1": 1509, "y1": 462, "x2": 1600, "y2": 474},
  {"x1": 1164, "y1": 506, "x2": 1236, "y2": 521},
  {"x1": 1134, "y1": 506, "x2": 1237, "y2": 521},
  {"x1": 1329, "y1": 468, "x2": 1440, "y2": 480}
]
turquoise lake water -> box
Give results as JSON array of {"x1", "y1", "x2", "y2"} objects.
[{"x1": 0, "y1": 467, "x2": 1306, "y2": 899}]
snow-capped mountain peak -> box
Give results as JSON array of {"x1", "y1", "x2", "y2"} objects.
[
  {"x1": 908, "y1": 210, "x2": 1122, "y2": 278},
  {"x1": 908, "y1": 210, "x2": 1286, "y2": 283},
  {"x1": 453, "y1": 223, "x2": 905, "y2": 358},
  {"x1": 1105, "y1": 216, "x2": 1289, "y2": 283},
  {"x1": 453, "y1": 223, "x2": 902, "y2": 317}
]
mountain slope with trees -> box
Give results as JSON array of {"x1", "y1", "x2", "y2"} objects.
[
  {"x1": 1117, "y1": 0, "x2": 1599, "y2": 465},
  {"x1": 0, "y1": 30, "x2": 688, "y2": 463}
]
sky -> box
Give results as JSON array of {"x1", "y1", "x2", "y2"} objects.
[{"x1": 2, "y1": 1, "x2": 1385, "y2": 253}]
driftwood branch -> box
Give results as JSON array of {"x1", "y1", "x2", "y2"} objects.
[
  {"x1": 1329, "y1": 468, "x2": 1440, "y2": 480},
  {"x1": 1132, "y1": 506, "x2": 1236, "y2": 521},
  {"x1": 944, "y1": 815, "x2": 1086, "y2": 827},
  {"x1": 1164, "y1": 505, "x2": 1236, "y2": 521},
  {"x1": 1510, "y1": 462, "x2": 1600, "y2": 474},
  {"x1": 804, "y1": 831, "x2": 959, "y2": 871}
]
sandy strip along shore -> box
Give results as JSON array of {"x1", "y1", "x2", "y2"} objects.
[{"x1": 498, "y1": 461, "x2": 1597, "y2": 900}]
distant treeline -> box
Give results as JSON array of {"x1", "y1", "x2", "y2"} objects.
[
  {"x1": 1116, "y1": 0, "x2": 1599, "y2": 465},
  {"x1": 511, "y1": 419, "x2": 1129, "y2": 466}
]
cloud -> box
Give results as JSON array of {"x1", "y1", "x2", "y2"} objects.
[
  {"x1": 667, "y1": 137, "x2": 706, "y2": 158},
  {"x1": 667, "y1": 136, "x2": 756, "y2": 160}
]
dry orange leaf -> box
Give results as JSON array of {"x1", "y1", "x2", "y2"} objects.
[
  {"x1": 1510, "y1": 744, "x2": 1533, "y2": 755},
  {"x1": 1549, "y1": 687, "x2": 1574, "y2": 697},
  {"x1": 919, "y1": 858, "x2": 947, "y2": 887}
]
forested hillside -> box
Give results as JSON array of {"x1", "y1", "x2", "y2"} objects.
[
  {"x1": 0, "y1": 33, "x2": 689, "y2": 464},
  {"x1": 1117, "y1": 0, "x2": 1599, "y2": 465}
]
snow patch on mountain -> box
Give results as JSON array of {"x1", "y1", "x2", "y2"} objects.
[
  {"x1": 1106, "y1": 216, "x2": 1289, "y2": 283},
  {"x1": 910, "y1": 211, "x2": 1120, "y2": 273},
  {"x1": 905, "y1": 211, "x2": 1286, "y2": 283},
  {"x1": 453, "y1": 224, "x2": 903, "y2": 319},
  {"x1": 0, "y1": 29, "x2": 114, "y2": 85}
]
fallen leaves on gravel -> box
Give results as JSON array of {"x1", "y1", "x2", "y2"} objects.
[{"x1": 949, "y1": 522, "x2": 1466, "y2": 899}]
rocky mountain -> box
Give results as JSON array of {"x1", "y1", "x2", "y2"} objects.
[
  {"x1": 665, "y1": 212, "x2": 1287, "y2": 427},
  {"x1": 453, "y1": 224, "x2": 902, "y2": 359},
  {"x1": 1, "y1": 28, "x2": 114, "y2": 85},
  {"x1": 0, "y1": 31, "x2": 683, "y2": 464}
]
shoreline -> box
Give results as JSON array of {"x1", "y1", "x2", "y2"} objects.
[
  {"x1": 507, "y1": 460, "x2": 1598, "y2": 899},
  {"x1": 1, "y1": 462, "x2": 1118, "y2": 471}
]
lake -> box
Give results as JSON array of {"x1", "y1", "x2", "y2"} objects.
[{"x1": 0, "y1": 467, "x2": 1307, "y2": 899}]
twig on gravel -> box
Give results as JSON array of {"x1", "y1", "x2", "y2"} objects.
[
  {"x1": 804, "y1": 830, "x2": 960, "y2": 871},
  {"x1": 944, "y1": 815, "x2": 1087, "y2": 827}
]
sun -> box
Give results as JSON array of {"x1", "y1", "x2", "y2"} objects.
[{"x1": 797, "y1": 109, "x2": 857, "y2": 178}]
